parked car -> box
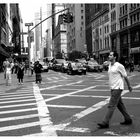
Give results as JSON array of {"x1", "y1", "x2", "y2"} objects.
[
  {"x1": 39, "y1": 61, "x2": 49, "y2": 72},
  {"x1": 61, "y1": 60, "x2": 69, "y2": 73},
  {"x1": 86, "y1": 60, "x2": 103, "y2": 72},
  {"x1": 67, "y1": 61, "x2": 86, "y2": 75},
  {"x1": 75, "y1": 59, "x2": 87, "y2": 67},
  {"x1": 52, "y1": 59, "x2": 66, "y2": 72},
  {"x1": 43, "y1": 57, "x2": 55, "y2": 70}
]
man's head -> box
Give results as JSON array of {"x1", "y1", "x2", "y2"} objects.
[{"x1": 108, "y1": 51, "x2": 118, "y2": 62}]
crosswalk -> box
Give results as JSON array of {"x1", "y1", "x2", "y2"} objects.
[
  {"x1": 0, "y1": 73, "x2": 105, "y2": 136},
  {"x1": 0, "y1": 72, "x2": 107, "y2": 136},
  {"x1": 1, "y1": 72, "x2": 138, "y2": 136},
  {"x1": 0, "y1": 87, "x2": 41, "y2": 136}
]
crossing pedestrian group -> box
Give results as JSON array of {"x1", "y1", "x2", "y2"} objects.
[{"x1": 2, "y1": 58, "x2": 43, "y2": 86}]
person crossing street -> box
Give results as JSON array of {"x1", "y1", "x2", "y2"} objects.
[{"x1": 97, "y1": 51, "x2": 133, "y2": 129}]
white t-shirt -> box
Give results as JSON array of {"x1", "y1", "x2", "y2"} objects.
[{"x1": 108, "y1": 62, "x2": 127, "y2": 90}]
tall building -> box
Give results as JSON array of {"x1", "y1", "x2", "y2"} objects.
[
  {"x1": 54, "y1": 14, "x2": 67, "y2": 58},
  {"x1": 89, "y1": 4, "x2": 110, "y2": 63},
  {"x1": 85, "y1": 4, "x2": 94, "y2": 57},
  {"x1": 0, "y1": 4, "x2": 21, "y2": 70},
  {"x1": 52, "y1": 4, "x2": 67, "y2": 58},
  {"x1": 65, "y1": 4, "x2": 86, "y2": 54}
]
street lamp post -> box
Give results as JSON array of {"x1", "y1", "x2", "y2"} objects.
[{"x1": 25, "y1": 22, "x2": 33, "y2": 74}]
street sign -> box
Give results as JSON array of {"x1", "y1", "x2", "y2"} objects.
[{"x1": 25, "y1": 23, "x2": 33, "y2": 26}]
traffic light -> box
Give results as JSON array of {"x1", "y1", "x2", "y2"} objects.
[
  {"x1": 63, "y1": 12, "x2": 73, "y2": 23},
  {"x1": 63, "y1": 13, "x2": 68, "y2": 23}
]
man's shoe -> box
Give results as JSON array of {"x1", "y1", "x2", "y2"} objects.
[
  {"x1": 97, "y1": 123, "x2": 109, "y2": 129},
  {"x1": 120, "y1": 119, "x2": 132, "y2": 125}
]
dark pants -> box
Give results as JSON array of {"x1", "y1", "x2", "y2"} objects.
[
  {"x1": 35, "y1": 73, "x2": 42, "y2": 83},
  {"x1": 103, "y1": 89, "x2": 131, "y2": 124}
]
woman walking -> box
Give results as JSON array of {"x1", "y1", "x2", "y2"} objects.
[
  {"x1": 5, "y1": 63, "x2": 12, "y2": 86},
  {"x1": 17, "y1": 62, "x2": 25, "y2": 84}
]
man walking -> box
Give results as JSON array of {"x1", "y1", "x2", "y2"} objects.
[{"x1": 97, "y1": 51, "x2": 133, "y2": 129}]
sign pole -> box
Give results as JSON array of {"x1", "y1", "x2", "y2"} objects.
[{"x1": 25, "y1": 23, "x2": 33, "y2": 76}]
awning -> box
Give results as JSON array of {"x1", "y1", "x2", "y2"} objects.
[{"x1": 0, "y1": 46, "x2": 10, "y2": 57}]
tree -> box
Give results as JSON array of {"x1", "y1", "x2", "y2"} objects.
[
  {"x1": 68, "y1": 50, "x2": 82, "y2": 61},
  {"x1": 55, "y1": 52, "x2": 63, "y2": 59}
]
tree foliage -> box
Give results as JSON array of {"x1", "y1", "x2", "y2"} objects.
[{"x1": 68, "y1": 50, "x2": 87, "y2": 61}]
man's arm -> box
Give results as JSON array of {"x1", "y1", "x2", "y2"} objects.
[{"x1": 124, "y1": 76, "x2": 133, "y2": 92}]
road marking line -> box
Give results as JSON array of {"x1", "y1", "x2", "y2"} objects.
[
  {"x1": 0, "y1": 95, "x2": 34, "y2": 101},
  {"x1": 40, "y1": 80, "x2": 83, "y2": 91},
  {"x1": 0, "y1": 107, "x2": 37, "y2": 115},
  {"x1": 0, "y1": 101, "x2": 86, "y2": 109},
  {"x1": 44, "y1": 86, "x2": 97, "y2": 103},
  {"x1": 95, "y1": 75, "x2": 105, "y2": 79},
  {"x1": 0, "y1": 114, "x2": 39, "y2": 122},
  {"x1": 0, "y1": 92, "x2": 33, "y2": 96},
  {"x1": 0, "y1": 121, "x2": 41, "y2": 132},
  {"x1": 33, "y1": 83, "x2": 57, "y2": 136},
  {"x1": 52, "y1": 77, "x2": 59, "y2": 80},
  {"x1": 0, "y1": 97, "x2": 36, "y2": 104},
  {"x1": 26, "y1": 126, "x2": 90, "y2": 136}
]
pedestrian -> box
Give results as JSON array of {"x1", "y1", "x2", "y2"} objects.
[
  {"x1": 11, "y1": 60, "x2": 15, "y2": 74},
  {"x1": 34, "y1": 61, "x2": 43, "y2": 84},
  {"x1": 5, "y1": 63, "x2": 12, "y2": 86},
  {"x1": 14, "y1": 60, "x2": 18, "y2": 74},
  {"x1": 3, "y1": 58, "x2": 10, "y2": 79},
  {"x1": 97, "y1": 51, "x2": 133, "y2": 129},
  {"x1": 129, "y1": 60, "x2": 134, "y2": 73},
  {"x1": 30, "y1": 62, "x2": 34, "y2": 76},
  {"x1": 17, "y1": 62, "x2": 25, "y2": 85}
]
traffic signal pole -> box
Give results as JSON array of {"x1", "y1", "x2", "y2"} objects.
[
  {"x1": 30, "y1": 8, "x2": 69, "y2": 32},
  {"x1": 25, "y1": 7, "x2": 71, "y2": 76}
]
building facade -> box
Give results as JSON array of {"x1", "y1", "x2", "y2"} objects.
[
  {"x1": 91, "y1": 4, "x2": 110, "y2": 64},
  {"x1": 54, "y1": 14, "x2": 67, "y2": 58},
  {"x1": 65, "y1": 4, "x2": 86, "y2": 54},
  {"x1": 110, "y1": 4, "x2": 140, "y2": 65},
  {"x1": 0, "y1": 4, "x2": 21, "y2": 71},
  {"x1": 86, "y1": 3, "x2": 140, "y2": 65}
]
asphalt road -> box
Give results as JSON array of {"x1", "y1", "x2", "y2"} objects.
[{"x1": 0, "y1": 70, "x2": 140, "y2": 136}]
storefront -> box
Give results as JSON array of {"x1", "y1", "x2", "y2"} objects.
[
  {"x1": 130, "y1": 47, "x2": 140, "y2": 65},
  {"x1": 99, "y1": 50, "x2": 110, "y2": 64},
  {"x1": 0, "y1": 46, "x2": 10, "y2": 72}
]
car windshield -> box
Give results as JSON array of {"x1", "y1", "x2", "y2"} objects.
[
  {"x1": 88, "y1": 61, "x2": 98, "y2": 65},
  {"x1": 56, "y1": 59, "x2": 66, "y2": 64},
  {"x1": 39, "y1": 61, "x2": 45, "y2": 65}
]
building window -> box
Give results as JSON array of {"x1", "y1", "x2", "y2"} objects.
[
  {"x1": 100, "y1": 39, "x2": 102, "y2": 50},
  {"x1": 137, "y1": 12, "x2": 140, "y2": 22},
  {"x1": 134, "y1": 31, "x2": 139, "y2": 42},
  {"x1": 122, "y1": 35, "x2": 127, "y2": 44},
  {"x1": 100, "y1": 28, "x2": 102, "y2": 35},
  {"x1": 111, "y1": 4, "x2": 115, "y2": 9},
  {"x1": 111, "y1": 10, "x2": 116, "y2": 21}
]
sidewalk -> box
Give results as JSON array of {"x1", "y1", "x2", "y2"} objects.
[{"x1": 0, "y1": 72, "x2": 35, "y2": 91}]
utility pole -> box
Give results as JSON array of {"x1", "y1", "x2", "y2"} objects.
[{"x1": 25, "y1": 22, "x2": 33, "y2": 74}]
